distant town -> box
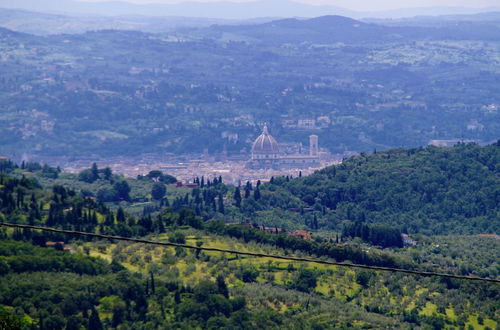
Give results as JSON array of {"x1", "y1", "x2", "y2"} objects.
[
  {"x1": 25, "y1": 149, "x2": 342, "y2": 186},
  {"x1": 10, "y1": 132, "x2": 490, "y2": 185}
]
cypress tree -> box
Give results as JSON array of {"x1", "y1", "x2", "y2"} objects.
[
  {"x1": 91, "y1": 163, "x2": 99, "y2": 181},
  {"x1": 254, "y1": 187, "x2": 261, "y2": 200},
  {"x1": 233, "y1": 187, "x2": 242, "y2": 208},
  {"x1": 39, "y1": 315, "x2": 44, "y2": 330},
  {"x1": 150, "y1": 272, "x2": 156, "y2": 295},
  {"x1": 195, "y1": 241, "x2": 203, "y2": 259},
  {"x1": 211, "y1": 198, "x2": 217, "y2": 212},
  {"x1": 116, "y1": 207, "x2": 126, "y2": 223},
  {"x1": 104, "y1": 213, "x2": 114, "y2": 226},
  {"x1": 111, "y1": 307, "x2": 125, "y2": 328},
  {"x1": 157, "y1": 216, "x2": 165, "y2": 233},
  {"x1": 103, "y1": 167, "x2": 112, "y2": 181},
  {"x1": 88, "y1": 308, "x2": 103, "y2": 330},
  {"x1": 218, "y1": 194, "x2": 225, "y2": 214},
  {"x1": 244, "y1": 181, "x2": 252, "y2": 199},
  {"x1": 91, "y1": 212, "x2": 98, "y2": 225},
  {"x1": 216, "y1": 275, "x2": 229, "y2": 298}
]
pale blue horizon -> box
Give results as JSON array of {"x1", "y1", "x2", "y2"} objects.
[{"x1": 80, "y1": 0, "x2": 500, "y2": 11}]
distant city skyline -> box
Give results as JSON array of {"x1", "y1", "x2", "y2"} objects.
[{"x1": 80, "y1": 0, "x2": 500, "y2": 11}]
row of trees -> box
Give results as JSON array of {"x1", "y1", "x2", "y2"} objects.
[
  {"x1": 78, "y1": 163, "x2": 113, "y2": 183},
  {"x1": 342, "y1": 222, "x2": 404, "y2": 248},
  {"x1": 206, "y1": 220, "x2": 411, "y2": 269},
  {"x1": 233, "y1": 180, "x2": 262, "y2": 207}
]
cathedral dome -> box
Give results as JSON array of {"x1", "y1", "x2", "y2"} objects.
[{"x1": 252, "y1": 126, "x2": 279, "y2": 155}]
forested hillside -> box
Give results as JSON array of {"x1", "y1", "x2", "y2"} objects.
[
  {"x1": 0, "y1": 150, "x2": 499, "y2": 329},
  {"x1": 2, "y1": 143, "x2": 498, "y2": 241},
  {"x1": 0, "y1": 15, "x2": 499, "y2": 158},
  {"x1": 260, "y1": 143, "x2": 500, "y2": 235}
]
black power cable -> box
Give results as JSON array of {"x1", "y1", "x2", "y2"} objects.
[{"x1": 1, "y1": 222, "x2": 498, "y2": 283}]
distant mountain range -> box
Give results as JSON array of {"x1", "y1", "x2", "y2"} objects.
[
  {"x1": 1, "y1": 0, "x2": 499, "y2": 20},
  {"x1": 1, "y1": 6, "x2": 500, "y2": 36},
  {"x1": 203, "y1": 15, "x2": 500, "y2": 44},
  {"x1": 0, "y1": 8, "x2": 275, "y2": 35},
  {"x1": 366, "y1": 11, "x2": 500, "y2": 27}
]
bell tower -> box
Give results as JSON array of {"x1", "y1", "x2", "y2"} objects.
[{"x1": 309, "y1": 135, "x2": 318, "y2": 156}]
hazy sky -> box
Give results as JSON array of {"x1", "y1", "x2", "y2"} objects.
[{"x1": 81, "y1": 0, "x2": 500, "y2": 11}]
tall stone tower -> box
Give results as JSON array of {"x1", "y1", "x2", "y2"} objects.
[{"x1": 309, "y1": 135, "x2": 318, "y2": 156}]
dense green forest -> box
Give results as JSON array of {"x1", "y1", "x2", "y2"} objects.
[
  {"x1": 254, "y1": 143, "x2": 500, "y2": 235},
  {"x1": 0, "y1": 144, "x2": 499, "y2": 329},
  {"x1": 0, "y1": 15, "x2": 499, "y2": 158}
]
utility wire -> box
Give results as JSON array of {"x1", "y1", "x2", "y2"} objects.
[{"x1": 1, "y1": 222, "x2": 498, "y2": 284}]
